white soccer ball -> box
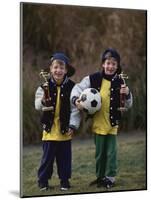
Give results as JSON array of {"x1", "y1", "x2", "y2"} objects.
[{"x1": 79, "y1": 88, "x2": 101, "y2": 115}]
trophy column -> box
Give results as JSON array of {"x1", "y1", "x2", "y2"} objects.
[
  {"x1": 39, "y1": 70, "x2": 54, "y2": 112},
  {"x1": 118, "y1": 72, "x2": 129, "y2": 112}
]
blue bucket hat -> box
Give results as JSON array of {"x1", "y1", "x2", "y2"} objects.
[
  {"x1": 50, "y1": 52, "x2": 75, "y2": 77},
  {"x1": 101, "y1": 48, "x2": 121, "y2": 74}
]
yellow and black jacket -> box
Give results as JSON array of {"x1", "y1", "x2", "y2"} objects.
[
  {"x1": 35, "y1": 75, "x2": 75, "y2": 140},
  {"x1": 70, "y1": 71, "x2": 133, "y2": 132}
]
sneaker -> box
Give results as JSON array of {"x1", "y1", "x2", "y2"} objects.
[
  {"x1": 38, "y1": 181, "x2": 49, "y2": 191},
  {"x1": 97, "y1": 179, "x2": 105, "y2": 187},
  {"x1": 102, "y1": 177, "x2": 114, "y2": 189},
  {"x1": 39, "y1": 185, "x2": 49, "y2": 191},
  {"x1": 89, "y1": 177, "x2": 102, "y2": 186},
  {"x1": 60, "y1": 180, "x2": 70, "y2": 191}
]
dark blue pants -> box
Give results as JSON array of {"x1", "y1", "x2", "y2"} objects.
[{"x1": 38, "y1": 140, "x2": 71, "y2": 185}]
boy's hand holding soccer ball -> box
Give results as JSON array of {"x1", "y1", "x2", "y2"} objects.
[{"x1": 75, "y1": 98, "x2": 84, "y2": 110}]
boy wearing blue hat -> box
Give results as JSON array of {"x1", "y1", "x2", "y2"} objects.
[
  {"x1": 70, "y1": 48, "x2": 133, "y2": 188},
  {"x1": 35, "y1": 53, "x2": 75, "y2": 191}
]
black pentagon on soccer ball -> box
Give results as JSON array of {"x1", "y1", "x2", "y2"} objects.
[
  {"x1": 91, "y1": 99, "x2": 98, "y2": 107},
  {"x1": 81, "y1": 94, "x2": 87, "y2": 102},
  {"x1": 90, "y1": 88, "x2": 97, "y2": 94}
]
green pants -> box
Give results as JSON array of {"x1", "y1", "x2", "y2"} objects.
[{"x1": 94, "y1": 134, "x2": 117, "y2": 178}]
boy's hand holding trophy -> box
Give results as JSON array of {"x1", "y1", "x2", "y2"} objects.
[
  {"x1": 118, "y1": 72, "x2": 129, "y2": 112},
  {"x1": 39, "y1": 70, "x2": 54, "y2": 112}
]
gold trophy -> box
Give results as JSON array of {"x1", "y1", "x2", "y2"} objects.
[
  {"x1": 39, "y1": 70, "x2": 54, "y2": 111},
  {"x1": 118, "y1": 72, "x2": 129, "y2": 112}
]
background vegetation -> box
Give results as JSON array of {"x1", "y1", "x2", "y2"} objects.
[{"x1": 21, "y1": 3, "x2": 147, "y2": 144}]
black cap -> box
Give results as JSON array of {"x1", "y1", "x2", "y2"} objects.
[
  {"x1": 101, "y1": 48, "x2": 121, "y2": 74},
  {"x1": 50, "y1": 52, "x2": 75, "y2": 77}
]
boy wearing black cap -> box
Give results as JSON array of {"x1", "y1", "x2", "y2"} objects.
[
  {"x1": 70, "y1": 48, "x2": 133, "y2": 188},
  {"x1": 35, "y1": 53, "x2": 75, "y2": 191}
]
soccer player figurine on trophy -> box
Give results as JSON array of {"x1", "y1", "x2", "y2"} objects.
[
  {"x1": 118, "y1": 71, "x2": 129, "y2": 112},
  {"x1": 39, "y1": 70, "x2": 54, "y2": 111}
]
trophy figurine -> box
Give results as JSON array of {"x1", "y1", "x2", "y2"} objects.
[
  {"x1": 39, "y1": 69, "x2": 54, "y2": 112},
  {"x1": 118, "y1": 71, "x2": 129, "y2": 112}
]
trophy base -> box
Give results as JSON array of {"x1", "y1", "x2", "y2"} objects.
[
  {"x1": 42, "y1": 106, "x2": 54, "y2": 111},
  {"x1": 117, "y1": 107, "x2": 128, "y2": 112}
]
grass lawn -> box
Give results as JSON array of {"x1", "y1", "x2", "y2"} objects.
[{"x1": 21, "y1": 132, "x2": 146, "y2": 197}]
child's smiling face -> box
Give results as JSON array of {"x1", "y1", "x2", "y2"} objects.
[
  {"x1": 50, "y1": 60, "x2": 67, "y2": 82},
  {"x1": 102, "y1": 57, "x2": 118, "y2": 75}
]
